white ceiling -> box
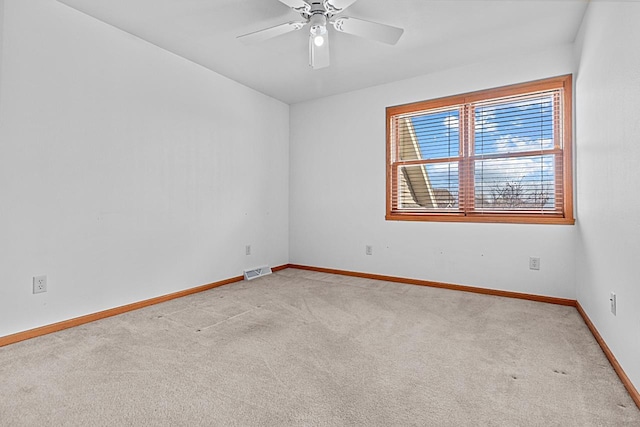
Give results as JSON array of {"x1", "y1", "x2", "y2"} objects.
[{"x1": 56, "y1": 0, "x2": 589, "y2": 104}]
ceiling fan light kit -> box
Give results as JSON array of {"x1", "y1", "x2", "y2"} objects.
[
  {"x1": 238, "y1": 0, "x2": 404, "y2": 70},
  {"x1": 309, "y1": 13, "x2": 328, "y2": 46}
]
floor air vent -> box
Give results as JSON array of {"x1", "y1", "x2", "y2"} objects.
[{"x1": 243, "y1": 265, "x2": 272, "y2": 281}]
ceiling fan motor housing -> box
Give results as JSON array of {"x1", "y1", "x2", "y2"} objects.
[{"x1": 304, "y1": 1, "x2": 333, "y2": 20}]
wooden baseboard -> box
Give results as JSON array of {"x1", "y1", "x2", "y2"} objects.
[
  {"x1": 0, "y1": 264, "x2": 289, "y2": 348},
  {"x1": 287, "y1": 264, "x2": 576, "y2": 306},
  {"x1": 576, "y1": 302, "x2": 640, "y2": 409}
]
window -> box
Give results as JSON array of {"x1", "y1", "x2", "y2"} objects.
[{"x1": 386, "y1": 75, "x2": 574, "y2": 224}]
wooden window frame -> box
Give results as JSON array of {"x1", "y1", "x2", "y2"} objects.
[{"x1": 386, "y1": 75, "x2": 574, "y2": 225}]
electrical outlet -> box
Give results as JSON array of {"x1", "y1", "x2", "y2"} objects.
[
  {"x1": 33, "y1": 275, "x2": 47, "y2": 294},
  {"x1": 245, "y1": 245, "x2": 251, "y2": 256},
  {"x1": 610, "y1": 292, "x2": 616, "y2": 316},
  {"x1": 529, "y1": 257, "x2": 540, "y2": 270},
  {"x1": 366, "y1": 245, "x2": 373, "y2": 256}
]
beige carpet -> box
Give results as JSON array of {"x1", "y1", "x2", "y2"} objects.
[{"x1": 1, "y1": 268, "x2": 638, "y2": 426}]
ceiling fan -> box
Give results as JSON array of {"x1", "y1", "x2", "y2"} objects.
[{"x1": 237, "y1": 0, "x2": 404, "y2": 70}]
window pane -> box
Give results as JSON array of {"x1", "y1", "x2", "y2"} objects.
[
  {"x1": 397, "y1": 110, "x2": 459, "y2": 161},
  {"x1": 475, "y1": 95, "x2": 555, "y2": 156},
  {"x1": 474, "y1": 155, "x2": 556, "y2": 211},
  {"x1": 398, "y1": 163, "x2": 459, "y2": 209}
]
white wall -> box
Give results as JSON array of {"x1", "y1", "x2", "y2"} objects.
[
  {"x1": 0, "y1": 0, "x2": 4, "y2": 108},
  {"x1": 574, "y1": 1, "x2": 640, "y2": 392},
  {"x1": 290, "y1": 45, "x2": 577, "y2": 299},
  {"x1": 0, "y1": 0, "x2": 289, "y2": 337}
]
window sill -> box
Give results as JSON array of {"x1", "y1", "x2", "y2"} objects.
[{"x1": 385, "y1": 212, "x2": 575, "y2": 225}]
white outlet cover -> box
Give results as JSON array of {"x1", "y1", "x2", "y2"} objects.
[
  {"x1": 610, "y1": 292, "x2": 616, "y2": 315},
  {"x1": 33, "y1": 275, "x2": 47, "y2": 294},
  {"x1": 529, "y1": 257, "x2": 540, "y2": 270}
]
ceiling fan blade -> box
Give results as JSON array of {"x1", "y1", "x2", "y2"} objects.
[
  {"x1": 278, "y1": 0, "x2": 310, "y2": 13},
  {"x1": 332, "y1": 17, "x2": 404, "y2": 45},
  {"x1": 324, "y1": 0, "x2": 359, "y2": 12},
  {"x1": 237, "y1": 21, "x2": 306, "y2": 44},
  {"x1": 309, "y1": 33, "x2": 330, "y2": 70}
]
